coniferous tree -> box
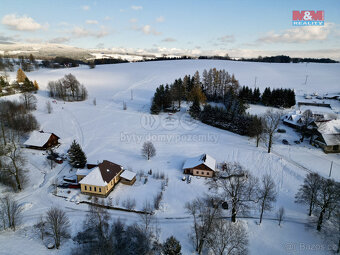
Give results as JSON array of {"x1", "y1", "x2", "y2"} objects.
[
  {"x1": 16, "y1": 68, "x2": 27, "y2": 83},
  {"x1": 33, "y1": 80, "x2": 39, "y2": 91},
  {"x1": 21, "y1": 78, "x2": 35, "y2": 92},
  {"x1": 189, "y1": 97, "x2": 201, "y2": 119},
  {"x1": 253, "y1": 87, "x2": 261, "y2": 103},
  {"x1": 68, "y1": 140, "x2": 87, "y2": 168},
  {"x1": 162, "y1": 236, "x2": 182, "y2": 255},
  {"x1": 261, "y1": 87, "x2": 272, "y2": 106}
]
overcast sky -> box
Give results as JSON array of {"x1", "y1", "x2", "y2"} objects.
[{"x1": 0, "y1": 0, "x2": 339, "y2": 58}]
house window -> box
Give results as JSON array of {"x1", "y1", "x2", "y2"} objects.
[
  {"x1": 99, "y1": 188, "x2": 102, "y2": 192},
  {"x1": 84, "y1": 185, "x2": 87, "y2": 190},
  {"x1": 206, "y1": 172, "x2": 209, "y2": 175},
  {"x1": 89, "y1": 187, "x2": 92, "y2": 191},
  {"x1": 201, "y1": 171, "x2": 204, "y2": 175},
  {"x1": 196, "y1": 171, "x2": 199, "y2": 174},
  {"x1": 94, "y1": 187, "x2": 97, "y2": 192}
]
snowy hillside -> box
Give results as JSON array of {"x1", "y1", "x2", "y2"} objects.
[{"x1": 1, "y1": 60, "x2": 340, "y2": 254}]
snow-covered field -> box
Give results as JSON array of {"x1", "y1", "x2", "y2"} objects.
[{"x1": 1, "y1": 60, "x2": 340, "y2": 254}]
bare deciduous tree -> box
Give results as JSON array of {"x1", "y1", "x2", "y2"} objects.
[
  {"x1": 139, "y1": 200, "x2": 154, "y2": 233},
  {"x1": 258, "y1": 174, "x2": 277, "y2": 224},
  {"x1": 185, "y1": 196, "x2": 222, "y2": 254},
  {"x1": 209, "y1": 162, "x2": 258, "y2": 222},
  {"x1": 277, "y1": 207, "x2": 285, "y2": 226},
  {"x1": 45, "y1": 207, "x2": 70, "y2": 249},
  {"x1": 263, "y1": 110, "x2": 281, "y2": 153},
  {"x1": 141, "y1": 141, "x2": 156, "y2": 160},
  {"x1": 20, "y1": 92, "x2": 37, "y2": 111},
  {"x1": 248, "y1": 115, "x2": 263, "y2": 147},
  {"x1": 206, "y1": 219, "x2": 248, "y2": 255},
  {"x1": 86, "y1": 198, "x2": 111, "y2": 240},
  {"x1": 0, "y1": 195, "x2": 23, "y2": 231},
  {"x1": 295, "y1": 172, "x2": 321, "y2": 216},
  {"x1": 315, "y1": 178, "x2": 340, "y2": 231},
  {"x1": 1, "y1": 140, "x2": 27, "y2": 191},
  {"x1": 301, "y1": 109, "x2": 313, "y2": 142},
  {"x1": 34, "y1": 215, "x2": 46, "y2": 241}
]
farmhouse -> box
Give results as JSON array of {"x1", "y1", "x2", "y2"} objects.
[
  {"x1": 283, "y1": 112, "x2": 304, "y2": 129},
  {"x1": 183, "y1": 154, "x2": 216, "y2": 177},
  {"x1": 314, "y1": 119, "x2": 340, "y2": 153},
  {"x1": 76, "y1": 164, "x2": 98, "y2": 182},
  {"x1": 79, "y1": 160, "x2": 124, "y2": 197},
  {"x1": 23, "y1": 130, "x2": 60, "y2": 150}
]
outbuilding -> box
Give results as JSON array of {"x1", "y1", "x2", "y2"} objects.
[
  {"x1": 120, "y1": 170, "x2": 137, "y2": 185},
  {"x1": 23, "y1": 130, "x2": 60, "y2": 150}
]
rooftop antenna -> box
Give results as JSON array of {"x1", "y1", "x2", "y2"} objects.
[
  {"x1": 304, "y1": 75, "x2": 308, "y2": 85},
  {"x1": 254, "y1": 76, "x2": 257, "y2": 87}
]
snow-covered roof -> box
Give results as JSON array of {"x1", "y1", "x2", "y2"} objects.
[
  {"x1": 79, "y1": 167, "x2": 107, "y2": 186},
  {"x1": 316, "y1": 119, "x2": 340, "y2": 134},
  {"x1": 79, "y1": 160, "x2": 123, "y2": 186},
  {"x1": 321, "y1": 134, "x2": 340, "y2": 146},
  {"x1": 23, "y1": 131, "x2": 56, "y2": 147},
  {"x1": 76, "y1": 169, "x2": 92, "y2": 176},
  {"x1": 183, "y1": 154, "x2": 216, "y2": 171},
  {"x1": 299, "y1": 105, "x2": 334, "y2": 115},
  {"x1": 120, "y1": 170, "x2": 136, "y2": 181}
]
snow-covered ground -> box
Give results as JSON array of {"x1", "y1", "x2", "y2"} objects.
[{"x1": 1, "y1": 60, "x2": 340, "y2": 254}]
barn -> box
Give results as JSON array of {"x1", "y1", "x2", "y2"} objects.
[
  {"x1": 183, "y1": 154, "x2": 216, "y2": 177},
  {"x1": 23, "y1": 131, "x2": 60, "y2": 150}
]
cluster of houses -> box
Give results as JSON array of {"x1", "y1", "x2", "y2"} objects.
[
  {"x1": 283, "y1": 102, "x2": 340, "y2": 153},
  {"x1": 23, "y1": 131, "x2": 217, "y2": 198}
]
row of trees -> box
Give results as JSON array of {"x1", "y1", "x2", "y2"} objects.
[
  {"x1": 72, "y1": 200, "x2": 182, "y2": 254},
  {"x1": 295, "y1": 172, "x2": 340, "y2": 252},
  {"x1": 238, "y1": 86, "x2": 296, "y2": 107},
  {"x1": 0, "y1": 54, "x2": 39, "y2": 72},
  {"x1": 1, "y1": 69, "x2": 38, "y2": 96},
  {"x1": 47, "y1": 73, "x2": 88, "y2": 101}
]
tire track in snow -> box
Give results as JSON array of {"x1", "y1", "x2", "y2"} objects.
[{"x1": 63, "y1": 108, "x2": 85, "y2": 147}]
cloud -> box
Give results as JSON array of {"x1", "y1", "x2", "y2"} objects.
[
  {"x1": 156, "y1": 16, "x2": 165, "y2": 23},
  {"x1": 132, "y1": 24, "x2": 161, "y2": 36},
  {"x1": 25, "y1": 37, "x2": 43, "y2": 43},
  {"x1": 1, "y1": 14, "x2": 47, "y2": 31},
  {"x1": 129, "y1": 18, "x2": 138, "y2": 24},
  {"x1": 72, "y1": 26, "x2": 109, "y2": 38},
  {"x1": 104, "y1": 16, "x2": 112, "y2": 21},
  {"x1": 142, "y1": 25, "x2": 161, "y2": 35},
  {"x1": 82, "y1": 5, "x2": 90, "y2": 11},
  {"x1": 96, "y1": 43, "x2": 105, "y2": 49},
  {"x1": 86, "y1": 20, "x2": 98, "y2": 24},
  {"x1": 257, "y1": 23, "x2": 333, "y2": 44},
  {"x1": 131, "y1": 5, "x2": 143, "y2": 11},
  {"x1": 48, "y1": 37, "x2": 70, "y2": 44},
  {"x1": 162, "y1": 37, "x2": 176, "y2": 42},
  {"x1": 217, "y1": 35, "x2": 235, "y2": 43},
  {"x1": 0, "y1": 34, "x2": 15, "y2": 43}
]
